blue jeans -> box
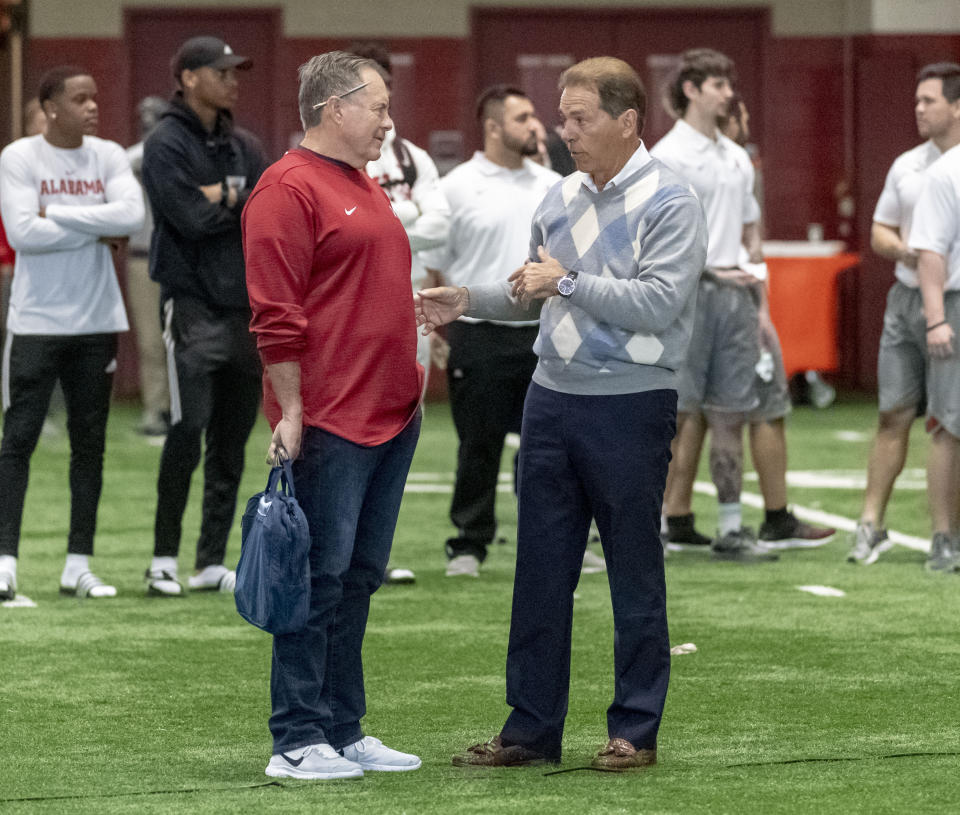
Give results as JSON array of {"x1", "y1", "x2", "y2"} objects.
[
  {"x1": 499, "y1": 383, "x2": 675, "y2": 760},
  {"x1": 269, "y1": 411, "x2": 421, "y2": 753}
]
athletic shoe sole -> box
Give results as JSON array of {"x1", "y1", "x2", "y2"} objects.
[
  {"x1": 761, "y1": 534, "x2": 835, "y2": 550},
  {"x1": 666, "y1": 541, "x2": 712, "y2": 551},
  {"x1": 58, "y1": 586, "x2": 118, "y2": 598},
  {"x1": 352, "y1": 759, "x2": 422, "y2": 772},
  {"x1": 265, "y1": 765, "x2": 364, "y2": 780}
]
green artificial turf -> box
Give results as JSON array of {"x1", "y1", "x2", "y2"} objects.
[{"x1": 1, "y1": 396, "x2": 957, "y2": 814}]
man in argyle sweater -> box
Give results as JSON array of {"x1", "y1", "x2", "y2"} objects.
[{"x1": 417, "y1": 56, "x2": 706, "y2": 769}]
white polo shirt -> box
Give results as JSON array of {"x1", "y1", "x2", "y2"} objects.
[
  {"x1": 651, "y1": 118, "x2": 760, "y2": 269},
  {"x1": 909, "y1": 143, "x2": 960, "y2": 290},
  {"x1": 873, "y1": 140, "x2": 942, "y2": 287},
  {"x1": 423, "y1": 151, "x2": 560, "y2": 325}
]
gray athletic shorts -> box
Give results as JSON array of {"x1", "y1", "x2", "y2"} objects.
[
  {"x1": 878, "y1": 282, "x2": 960, "y2": 437},
  {"x1": 677, "y1": 276, "x2": 760, "y2": 414},
  {"x1": 750, "y1": 322, "x2": 792, "y2": 422}
]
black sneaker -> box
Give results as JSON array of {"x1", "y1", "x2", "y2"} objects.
[
  {"x1": 759, "y1": 510, "x2": 835, "y2": 550},
  {"x1": 666, "y1": 514, "x2": 713, "y2": 548},
  {"x1": 711, "y1": 527, "x2": 779, "y2": 562}
]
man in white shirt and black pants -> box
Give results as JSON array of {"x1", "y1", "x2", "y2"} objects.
[
  {"x1": 422, "y1": 85, "x2": 559, "y2": 578},
  {"x1": 0, "y1": 66, "x2": 144, "y2": 600}
]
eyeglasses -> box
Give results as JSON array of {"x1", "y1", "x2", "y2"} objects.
[{"x1": 312, "y1": 81, "x2": 369, "y2": 110}]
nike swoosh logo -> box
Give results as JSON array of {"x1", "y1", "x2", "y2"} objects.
[
  {"x1": 345, "y1": 206, "x2": 357, "y2": 215},
  {"x1": 280, "y1": 752, "x2": 305, "y2": 767}
]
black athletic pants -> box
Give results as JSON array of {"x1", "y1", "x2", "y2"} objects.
[
  {"x1": 0, "y1": 332, "x2": 117, "y2": 557},
  {"x1": 153, "y1": 297, "x2": 261, "y2": 570},
  {"x1": 445, "y1": 320, "x2": 539, "y2": 560}
]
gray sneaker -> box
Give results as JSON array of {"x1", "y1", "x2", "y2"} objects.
[
  {"x1": 847, "y1": 521, "x2": 891, "y2": 565},
  {"x1": 445, "y1": 554, "x2": 480, "y2": 578},
  {"x1": 581, "y1": 549, "x2": 607, "y2": 574},
  {"x1": 925, "y1": 532, "x2": 960, "y2": 572},
  {"x1": 711, "y1": 527, "x2": 779, "y2": 562}
]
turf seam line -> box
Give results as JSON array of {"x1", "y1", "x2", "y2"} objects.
[
  {"x1": 727, "y1": 750, "x2": 960, "y2": 768},
  {"x1": 0, "y1": 781, "x2": 283, "y2": 803}
]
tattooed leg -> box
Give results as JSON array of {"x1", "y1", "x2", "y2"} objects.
[{"x1": 707, "y1": 411, "x2": 746, "y2": 504}]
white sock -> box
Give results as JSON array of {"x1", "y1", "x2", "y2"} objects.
[
  {"x1": 61, "y1": 553, "x2": 90, "y2": 586},
  {"x1": 717, "y1": 503, "x2": 742, "y2": 536},
  {"x1": 0, "y1": 554, "x2": 16, "y2": 580},
  {"x1": 151, "y1": 556, "x2": 178, "y2": 575},
  {"x1": 660, "y1": 514, "x2": 668, "y2": 536}
]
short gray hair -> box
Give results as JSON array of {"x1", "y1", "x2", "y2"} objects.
[{"x1": 298, "y1": 51, "x2": 379, "y2": 131}]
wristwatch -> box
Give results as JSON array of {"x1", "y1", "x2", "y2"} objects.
[{"x1": 557, "y1": 270, "x2": 579, "y2": 297}]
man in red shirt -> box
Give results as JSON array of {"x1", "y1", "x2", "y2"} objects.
[{"x1": 243, "y1": 51, "x2": 423, "y2": 782}]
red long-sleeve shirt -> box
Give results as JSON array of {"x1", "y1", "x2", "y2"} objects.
[{"x1": 243, "y1": 148, "x2": 422, "y2": 446}]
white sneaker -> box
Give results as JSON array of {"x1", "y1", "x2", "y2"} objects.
[
  {"x1": 188, "y1": 565, "x2": 236, "y2": 592},
  {"x1": 145, "y1": 569, "x2": 184, "y2": 597},
  {"x1": 265, "y1": 743, "x2": 364, "y2": 780},
  {"x1": 60, "y1": 571, "x2": 117, "y2": 598},
  {"x1": 581, "y1": 549, "x2": 607, "y2": 574},
  {"x1": 340, "y1": 736, "x2": 421, "y2": 772},
  {"x1": 445, "y1": 554, "x2": 480, "y2": 578},
  {"x1": 385, "y1": 567, "x2": 416, "y2": 584}
]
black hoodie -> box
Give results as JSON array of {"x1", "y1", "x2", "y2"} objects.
[{"x1": 142, "y1": 94, "x2": 267, "y2": 310}]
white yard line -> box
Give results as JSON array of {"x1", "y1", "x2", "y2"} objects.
[
  {"x1": 401, "y1": 471, "x2": 930, "y2": 553},
  {"x1": 692, "y1": 481, "x2": 929, "y2": 552}
]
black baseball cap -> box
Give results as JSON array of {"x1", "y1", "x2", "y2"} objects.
[{"x1": 172, "y1": 36, "x2": 252, "y2": 79}]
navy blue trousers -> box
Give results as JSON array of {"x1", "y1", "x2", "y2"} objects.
[
  {"x1": 269, "y1": 411, "x2": 421, "y2": 753},
  {"x1": 499, "y1": 383, "x2": 675, "y2": 760}
]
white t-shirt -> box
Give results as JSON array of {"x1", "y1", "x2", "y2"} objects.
[
  {"x1": 873, "y1": 140, "x2": 942, "y2": 287},
  {"x1": 910, "y1": 143, "x2": 960, "y2": 290},
  {"x1": 366, "y1": 129, "x2": 450, "y2": 289},
  {"x1": 651, "y1": 119, "x2": 760, "y2": 269},
  {"x1": 422, "y1": 151, "x2": 560, "y2": 325},
  {"x1": 0, "y1": 134, "x2": 144, "y2": 334}
]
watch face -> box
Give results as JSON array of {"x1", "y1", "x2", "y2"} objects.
[{"x1": 558, "y1": 276, "x2": 576, "y2": 296}]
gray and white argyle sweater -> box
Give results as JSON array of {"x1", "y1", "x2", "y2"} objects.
[{"x1": 468, "y1": 154, "x2": 707, "y2": 396}]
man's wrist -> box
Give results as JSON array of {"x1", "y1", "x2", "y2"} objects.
[{"x1": 460, "y1": 286, "x2": 470, "y2": 314}]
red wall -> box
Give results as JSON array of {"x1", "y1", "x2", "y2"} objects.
[{"x1": 20, "y1": 27, "x2": 960, "y2": 393}]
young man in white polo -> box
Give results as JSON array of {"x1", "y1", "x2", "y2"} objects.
[
  {"x1": 850, "y1": 62, "x2": 960, "y2": 566},
  {"x1": 905, "y1": 69, "x2": 960, "y2": 572}
]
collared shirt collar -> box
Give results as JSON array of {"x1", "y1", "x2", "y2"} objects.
[
  {"x1": 673, "y1": 118, "x2": 722, "y2": 153},
  {"x1": 580, "y1": 141, "x2": 652, "y2": 193},
  {"x1": 472, "y1": 150, "x2": 536, "y2": 177}
]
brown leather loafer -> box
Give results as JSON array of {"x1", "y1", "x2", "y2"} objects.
[
  {"x1": 452, "y1": 734, "x2": 553, "y2": 767},
  {"x1": 591, "y1": 737, "x2": 657, "y2": 770}
]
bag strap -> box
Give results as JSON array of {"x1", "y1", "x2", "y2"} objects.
[
  {"x1": 264, "y1": 465, "x2": 284, "y2": 497},
  {"x1": 279, "y1": 458, "x2": 297, "y2": 499}
]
